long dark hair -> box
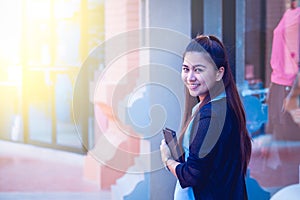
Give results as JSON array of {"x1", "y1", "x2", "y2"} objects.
[{"x1": 179, "y1": 35, "x2": 252, "y2": 175}]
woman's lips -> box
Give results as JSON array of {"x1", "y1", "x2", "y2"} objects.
[{"x1": 188, "y1": 84, "x2": 200, "y2": 90}]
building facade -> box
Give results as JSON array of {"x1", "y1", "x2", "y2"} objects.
[{"x1": 0, "y1": 0, "x2": 299, "y2": 199}]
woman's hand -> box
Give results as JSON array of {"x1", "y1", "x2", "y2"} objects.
[
  {"x1": 160, "y1": 139, "x2": 172, "y2": 164},
  {"x1": 160, "y1": 139, "x2": 180, "y2": 177},
  {"x1": 289, "y1": 108, "x2": 300, "y2": 126}
]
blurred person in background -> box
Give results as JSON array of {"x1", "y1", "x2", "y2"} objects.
[{"x1": 266, "y1": 0, "x2": 300, "y2": 140}]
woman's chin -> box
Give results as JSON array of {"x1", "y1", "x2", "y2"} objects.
[{"x1": 188, "y1": 90, "x2": 199, "y2": 97}]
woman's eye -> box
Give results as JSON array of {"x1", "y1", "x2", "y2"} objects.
[
  {"x1": 194, "y1": 68, "x2": 203, "y2": 73},
  {"x1": 182, "y1": 67, "x2": 189, "y2": 72}
]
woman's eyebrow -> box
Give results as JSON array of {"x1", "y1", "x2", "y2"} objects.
[{"x1": 182, "y1": 64, "x2": 206, "y2": 68}]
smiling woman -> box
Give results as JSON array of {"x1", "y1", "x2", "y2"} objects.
[
  {"x1": 181, "y1": 51, "x2": 224, "y2": 101},
  {"x1": 160, "y1": 35, "x2": 252, "y2": 199}
]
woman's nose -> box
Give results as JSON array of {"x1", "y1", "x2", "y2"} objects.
[{"x1": 187, "y1": 71, "x2": 196, "y2": 81}]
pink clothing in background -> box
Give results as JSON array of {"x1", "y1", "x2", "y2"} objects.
[{"x1": 270, "y1": 7, "x2": 300, "y2": 86}]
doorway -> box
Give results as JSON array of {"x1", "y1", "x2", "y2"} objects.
[{"x1": 0, "y1": 0, "x2": 104, "y2": 153}]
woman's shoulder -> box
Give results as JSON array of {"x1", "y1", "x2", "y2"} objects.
[{"x1": 199, "y1": 98, "x2": 228, "y2": 115}]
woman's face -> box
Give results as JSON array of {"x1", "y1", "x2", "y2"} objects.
[
  {"x1": 291, "y1": 0, "x2": 298, "y2": 9},
  {"x1": 181, "y1": 51, "x2": 224, "y2": 101}
]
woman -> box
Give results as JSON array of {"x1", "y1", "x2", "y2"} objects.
[
  {"x1": 266, "y1": 0, "x2": 300, "y2": 140},
  {"x1": 160, "y1": 35, "x2": 252, "y2": 199}
]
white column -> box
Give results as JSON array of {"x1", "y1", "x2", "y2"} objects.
[{"x1": 203, "y1": 0, "x2": 222, "y2": 39}]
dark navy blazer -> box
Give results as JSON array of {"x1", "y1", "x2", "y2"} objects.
[{"x1": 175, "y1": 98, "x2": 248, "y2": 200}]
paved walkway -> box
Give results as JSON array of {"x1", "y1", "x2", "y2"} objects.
[
  {"x1": 0, "y1": 192, "x2": 111, "y2": 200},
  {"x1": 0, "y1": 140, "x2": 111, "y2": 200}
]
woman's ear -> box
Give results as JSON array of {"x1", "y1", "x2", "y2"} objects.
[{"x1": 216, "y1": 66, "x2": 225, "y2": 81}]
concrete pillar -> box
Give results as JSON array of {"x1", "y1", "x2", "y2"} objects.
[
  {"x1": 203, "y1": 0, "x2": 222, "y2": 39},
  {"x1": 145, "y1": 1, "x2": 191, "y2": 199},
  {"x1": 236, "y1": 0, "x2": 246, "y2": 87}
]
